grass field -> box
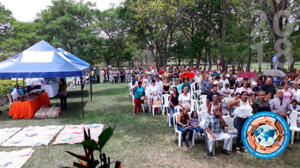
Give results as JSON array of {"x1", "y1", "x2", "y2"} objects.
[{"x1": 0, "y1": 83, "x2": 299, "y2": 168}]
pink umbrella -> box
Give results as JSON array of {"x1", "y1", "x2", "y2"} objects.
[{"x1": 237, "y1": 72, "x2": 258, "y2": 79}]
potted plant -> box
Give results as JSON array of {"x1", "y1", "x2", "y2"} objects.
[{"x1": 65, "y1": 127, "x2": 121, "y2": 168}]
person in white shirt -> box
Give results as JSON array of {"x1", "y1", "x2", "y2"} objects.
[
  {"x1": 11, "y1": 84, "x2": 21, "y2": 100},
  {"x1": 291, "y1": 83, "x2": 300, "y2": 104},
  {"x1": 231, "y1": 91, "x2": 253, "y2": 153},
  {"x1": 221, "y1": 83, "x2": 231, "y2": 98},
  {"x1": 179, "y1": 86, "x2": 191, "y2": 111},
  {"x1": 235, "y1": 80, "x2": 254, "y2": 95},
  {"x1": 219, "y1": 74, "x2": 229, "y2": 86},
  {"x1": 155, "y1": 75, "x2": 163, "y2": 95},
  {"x1": 147, "y1": 80, "x2": 159, "y2": 98}
]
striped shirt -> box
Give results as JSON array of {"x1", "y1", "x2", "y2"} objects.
[{"x1": 205, "y1": 115, "x2": 222, "y2": 133}]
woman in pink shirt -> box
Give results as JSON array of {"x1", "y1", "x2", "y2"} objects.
[{"x1": 282, "y1": 81, "x2": 293, "y2": 103}]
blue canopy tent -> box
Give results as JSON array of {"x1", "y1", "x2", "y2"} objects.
[
  {"x1": 57, "y1": 48, "x2": 93, "y2": 102},
  {"x1": 0, "y1": 40, "x2": 91, "y2": 117}
]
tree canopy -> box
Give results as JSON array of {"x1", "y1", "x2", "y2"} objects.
[{"x1": 0, "y1": 0, "x2": 299, "y2": 71}]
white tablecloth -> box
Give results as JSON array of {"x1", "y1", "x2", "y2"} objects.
[{"x1": 41, "y1": 83, "x2": 59, "y2": 98}]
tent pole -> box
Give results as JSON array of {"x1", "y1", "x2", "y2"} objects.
[
  {"x1": 80, "y1": 77, "x2": 84, "y2": 118},
  {"x1": 90, "y1": 75, "x2": 92, "y2": 102}
]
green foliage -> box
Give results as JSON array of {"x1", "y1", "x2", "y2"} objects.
[
  {"x1": 0, "y1": 80, "x2": 16, "y2": 96},
  {"x1": 0, "y1": 0, "x2": 299, "y2": 69},
  {"x1": 36, "y1": 0, "x2": 101, "y2": 65}
]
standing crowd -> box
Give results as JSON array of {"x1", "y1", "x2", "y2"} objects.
[{"x1": 128, "y1": 65, "x2": 300, "y2": 156}]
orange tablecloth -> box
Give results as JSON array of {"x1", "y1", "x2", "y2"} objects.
[{"x1": 9, "y1": 92, "x2": 51, "y2": 119}]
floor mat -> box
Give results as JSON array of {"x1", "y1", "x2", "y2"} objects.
[
  {"x1": 52, "y1": 124, "x2": 104, "y2": 145},
  {"x1": 0, "y1": 127, "x2": 22, "y2": 145},
  {"x1": 0, "y1": 148, "x2": 34, "y2": 168},
  {"x1": 1, "y1": 126, "x2": 63, "y2": 147}
]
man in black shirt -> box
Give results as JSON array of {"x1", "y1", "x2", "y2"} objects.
[
  {"x1": 262, "y1": 77, "x2": 276, "y2": 98},
  {"x1": 206, "y1": 85, "x2": 221, "y2": 108},
  {"x1": 228, "y1": 73, "x2": 236, "y2": 89}
]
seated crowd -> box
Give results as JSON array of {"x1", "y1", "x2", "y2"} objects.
[{"x1": 130, "y1": 65, "x2": 300, "y2": 156}]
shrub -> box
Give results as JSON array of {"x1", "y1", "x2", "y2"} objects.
[{"x1": 0, "y1": 80, "x2": 17, "y2": 96}]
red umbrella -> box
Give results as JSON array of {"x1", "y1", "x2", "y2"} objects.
[
  {"x1": 180, "y1": 72, "x2": 195, "y2": 79},
  {"x1": 237, "y1": 72, "x2": 258, "y2": 79}
]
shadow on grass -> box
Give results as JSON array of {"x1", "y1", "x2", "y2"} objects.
[
  {"x1": 67, "y1": 90, "x2": 89, "y2": 99},
  {"x1": 93, "y1": 87, "x2": 128, "y2": 97}
]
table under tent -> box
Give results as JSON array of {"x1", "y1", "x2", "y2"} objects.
[{"x1": 0, "y1": 40, "x2": 91, "y2": 118}]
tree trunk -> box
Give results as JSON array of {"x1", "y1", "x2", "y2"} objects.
[
  {"x1": 207, "y1": 45, "x2": 212, "y2": 70},
  {"x1": 220, "y1": 0, "x2": 228, "y2": 71},
  {"x1": 196, "y1": 50, "x2": 202, "y2": 66},
  {"x1": 178, "y1": 57, "x2": 181, "y2": 66}
]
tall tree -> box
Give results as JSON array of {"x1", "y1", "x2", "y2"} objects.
[{"x1": 36, "y1": 0, "x2": 101, "y2": 64}]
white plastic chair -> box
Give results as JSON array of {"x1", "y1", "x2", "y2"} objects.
[
  {"x1": 224, "y1": 116, "x2": 237, "y2": 138},
  {"x1": 290, "y1": 110, "x2": 300, "y2": 144},
  {"x1": 7, "y1": 94, "x2": 13, "y2": 110},
  {"x1": 191, "y1": 82, "x2": 196, "y2": 94},
  {"x1": 200, "y1": 109, "x2": 210, "y2": 121},
  {"x1": 174, "y1": 106, "x2": 182, "y2": 113},
  {"x1": 173, "y1": 112, "x2": 183, "y2": 147},
  {"x1": 191, "y1": 99, "x2": 198, "y2": 113},
  {"x1": 152, "y1": 95, "x2": 162, "y2": 117},
  {"x1": 199, "y1": 95, "x2": 207, "y2": 111},
  {"x1": 162, "y1": 94, "x2": 170, "y2": 116}
]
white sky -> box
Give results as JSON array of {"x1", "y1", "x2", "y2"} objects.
[{"x1": 0, "y1": 0, "x2": 124, "y2": 22}]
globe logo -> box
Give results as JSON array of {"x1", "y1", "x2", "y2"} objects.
[
  {"x1": 254, "y1": 124, "x2": 277, "y2": 147},
  {"x1": 242, "y1": 112, "x2": 290, "y2": 159}
]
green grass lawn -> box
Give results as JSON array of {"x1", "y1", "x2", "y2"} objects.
[{"x1": 0, "y1": 83, "x2": 299, "y2": 168}]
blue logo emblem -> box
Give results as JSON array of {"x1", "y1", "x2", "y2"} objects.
[{"x1": 242, "y1": 112, "x2": 290, "y2": 159}]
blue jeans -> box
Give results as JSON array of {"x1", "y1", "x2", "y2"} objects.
[
  {"x1": 189, "y1": 126, "x2": 204, "y2": 141},
  {"x1": 169, "y1": 107, "x2": 175, "y2": 125},
  {"x1": 177, "y1": 125, "x2": 192, "y2": 142}
]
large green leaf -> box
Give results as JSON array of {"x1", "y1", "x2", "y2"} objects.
[
  {"x1": 98, "y1": 127, "x2": 114, "y2": 151},
  {"x1": 82, "y1": 140, "x2": 99, "y2": 151},
  {"x1": 65, "y1": 151, "x2": 89, "y2": 162}
]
